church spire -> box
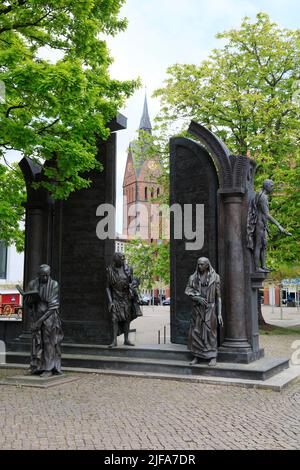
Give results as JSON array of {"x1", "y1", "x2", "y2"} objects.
[{"x1": 139, "y1": 93, "x2": 152, "y2": 134}]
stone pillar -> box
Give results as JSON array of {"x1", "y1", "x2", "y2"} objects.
[
  {"x1": 20, "y1": 203, "x2": 47, "y2": 335},
  {"x1": 11, "y1": 159, "x2": 50, "y2": 342},
  {"x1": 249, "y1": 272, "x2": 267, "y2": 357},
  {"x1": 218, "y1": 190, "x2": 252, "y2": 361}
]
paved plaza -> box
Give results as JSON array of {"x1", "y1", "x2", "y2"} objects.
[{"x1": 0, "y1": 306, "x2": 300, "y2": 450}]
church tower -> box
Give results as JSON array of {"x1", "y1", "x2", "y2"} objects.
[{"x1": 122, "y1": 95, "x2": 163, "y2": 241}]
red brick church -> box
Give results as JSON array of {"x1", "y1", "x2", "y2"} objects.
[
  {"x1": 123, "y1": 95, "x2": 163, "y2": 240},
  {"x1": 121, "y1": 95, "x2": 170, "y2": 301}
]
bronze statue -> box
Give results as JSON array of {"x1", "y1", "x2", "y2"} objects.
[
  {"x1": 185, "y1": 257, "x2": 223, "y2": 367},
  {"x1": 247, "y1": 179, "x2": 291, "y2": 272},
  {"x1": 20, "y1": 264, "x2": 63, "y2": 377},
  {"x1": 106, "y1": 252, "x2": 142, "y2": 348}
]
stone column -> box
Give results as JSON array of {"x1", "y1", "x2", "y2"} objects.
[
  {"x1": 250, "y1": 272, "x2": 267, "y2": 356},
  {"x1": 218, "y1": 190, "x2": 252, "y2": 362},
  {"x1": 21, "y1": 203, "x2": 45, "y2": 334}
]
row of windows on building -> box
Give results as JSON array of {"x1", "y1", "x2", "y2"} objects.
[
  {"x1": 0, "y1": 241, "x2": 7, "y2": 279},
  {"x1": 124, "y1": 186, "x2": 160, "y2": 204}
]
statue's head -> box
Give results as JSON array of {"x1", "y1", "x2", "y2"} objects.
[
  {"x1": 38, "y1": 264, "x2": 51, "y2": 284},
  {"x1": 263, "y1": 179, "x2": 275, "y2": 194},
  {"x1": 197, "y1": 257, "x2": 210, "y2": 274},
  {"x1": 113, "y1": 252, "x2": 125, "y2": 268}
]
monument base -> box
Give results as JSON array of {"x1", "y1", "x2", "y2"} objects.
[
  {"x1": 0, "y1": 373, "x2": 80, "y2": 388},
  {"x1": 217, "y1": 347, "x2": 264, "y2": 364},
  {"x1": 4, "y1": 343, "x2": 288, "y2": 382}
]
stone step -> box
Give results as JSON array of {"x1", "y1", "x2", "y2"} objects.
[
  {"x1": 8, "y1": 341, "x2": 263, "y2": 363},
  {"x1": 8, "y1": 341, "x2": 191, "y2": 360},
  {"x1": 5, "y1": 351, "x2": 289, "y2": 381},
  {"x1": 1, "y1": 362, "x2": 299, "y2": 391}
]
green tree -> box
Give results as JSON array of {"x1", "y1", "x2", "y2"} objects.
[
  {"x1": 153, "y1": 12, "x2": 300, "y2": 268},
  {"x1": 125, "y1": 239, "x2": 170, "y2": 292},
  {"x1": 0, "y1": 163, "x2": 25, "y2": 250},
  {"x1": 0, "y1": 0, "x2": 139, "y2": 248},
  {"x1": 125, "y1": 239, "x2": 157, "y2": 291}
]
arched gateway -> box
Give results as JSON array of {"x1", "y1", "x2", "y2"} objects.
[
  {"x1": 7, "y1": 119, "x2": 270, "y2": 365},
  {"x1": 170, "y1": 121, "x2": 263, "y2": 362}
]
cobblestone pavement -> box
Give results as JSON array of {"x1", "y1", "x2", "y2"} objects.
[
  {"x1": 1, "y1": 307, "x2": 300, "y2": 450},
  {"x1": 1, "y1": 332, "x2": 300, "y2": 450}
]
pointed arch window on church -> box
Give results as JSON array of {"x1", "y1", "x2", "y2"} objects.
[
  {"x1": 157, "y1": 187, "x2": 160, "y2": 197},
  {"x1": 151, "y1": 190, "x2": 154, "y2": 199},
  {"x1": 145, "y1": 187, "x2": 148, "y2": 200}
]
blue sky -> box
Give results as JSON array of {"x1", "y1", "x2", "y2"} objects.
[{"x1": 108, "y1": 0, "x2": 299, "y2": 232}]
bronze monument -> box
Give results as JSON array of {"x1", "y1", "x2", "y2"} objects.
[
  {"x1": 106, "y1": 252, "x2": 142, "y2": 348},
  {"x1": 247, "y1": 179, "x2": 291, "y2": 272},
  {"x1": 19, "y1": 264, "x2": 64, "y2": 377},
  {"x1": 185, "y1": 257, "x2": 223, "y2": 367}
]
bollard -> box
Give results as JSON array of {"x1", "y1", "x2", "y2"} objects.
[
  {"x1": 164, "y1": 325, "x2": 166, "y2": 344},
  {"x1": 158, "y1": 330, "x2": 160, "y2": 344}
]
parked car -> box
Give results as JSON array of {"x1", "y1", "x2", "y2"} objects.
[
  {"x1": 140, "y1": 295, "x2": 150, "y2": 305},
  {"x1": 162, "y1": 297, "x2": 171, "y2": 306}
]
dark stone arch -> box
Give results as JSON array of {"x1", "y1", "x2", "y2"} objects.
[
  {"x1": 14, "y1": 115, "x2": 127, "y2": 345},
  {"x1": 170, "y1": 122, "x2": 264, "y2": 363},
  {"x1": 170, "y1": 137, "x2": 219, "y2": 344}
]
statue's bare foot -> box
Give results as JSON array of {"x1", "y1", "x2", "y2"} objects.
[
  {"x1": 190, "y1": 357, "x2": 199, "y2": 365},
  {"x1": 108, "y1": 341, "x2": 117, "y2": 349},
  {"x1": 208, "y1": 358, "x2": 217, "y2": 367},
  {"x1": 40, "y1": 371, "x2": 53, "y2": 378},
  {"x1": 124, "y1": 340, "x2": 135, "y2": 346}
]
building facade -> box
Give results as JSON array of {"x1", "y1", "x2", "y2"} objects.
[{"x1": 0, "y1": 243, "x2": 24, "y2": 287}]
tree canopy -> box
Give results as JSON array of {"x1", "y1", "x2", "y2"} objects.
[
  {"x1": 152, "y1": 12, "x2": 300, "y2": 269},
  {"x1": 125, "y1": 239, "x2": 170, "y2": 291},
  {"x1": 0, "y1": 0, "x2": 139, "y2": 248}
]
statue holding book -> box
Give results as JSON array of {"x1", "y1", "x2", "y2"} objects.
[{"x1": 17, "y1": 264, "x2": 64, "y2": 377}]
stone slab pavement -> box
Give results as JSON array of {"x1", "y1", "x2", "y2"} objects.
[
  {"x1": 262, "y1": 305, "x2": 300, "y2": 328},
  {"x1": 133, "y1": 305, "x2": 300, "y2": 347},
  {"x1": 0, "y1": 306, "x2": 300, "y2": 450}
]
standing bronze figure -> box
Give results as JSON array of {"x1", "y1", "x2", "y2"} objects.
[
  {"x1": 19, "y1": 264, "x2": 64, "y2": 377},
  {"x1": 106, "y1": 252, "x2": 142, "y2": 348},
  {"x1": 185, "y1": 257, "x2": 223, "y2": 367},
  {"x1": 247, "y1": 179, "x2": 291, "y2": 272}
]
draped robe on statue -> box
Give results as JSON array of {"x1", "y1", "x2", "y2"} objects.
[
  {"x1": 106, "y1": 264, "x2": 142, "y2": 336},
  {"x1": 185, "y1": 263, "x2": 220, "y2": 359},
  {"x1": 26, "y1": 277, "x2": 63, "y2": 373}
]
